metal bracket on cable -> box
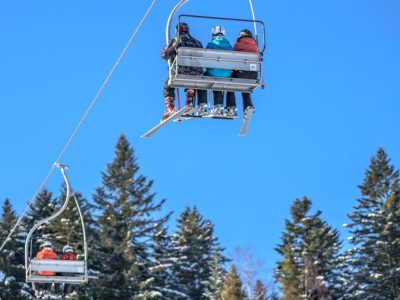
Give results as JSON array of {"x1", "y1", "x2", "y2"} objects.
[{"x1": 53, "y1": 162, "x2": 69, "y2": 171}]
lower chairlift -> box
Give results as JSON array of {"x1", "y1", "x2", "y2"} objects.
[{"x1": 25, "y1": 164, "x2": 91, "y2": 286}]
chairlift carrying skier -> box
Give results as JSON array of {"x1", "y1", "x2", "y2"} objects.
[
  {"x1": 232, "y1": 29, "x2": 259, "y2": 117},
  {"x1": 205, "y1": 25, "x2": 236, "y2": 116},
  {"x1": 161, "y1": 22, "x2": 207, "y2": 120},
  {"x1": 60, "y1": 245, "x2": 77, "y2": 295},
  {"x1": 32, "y1": 241, "x2": 58, "y2": 293}
]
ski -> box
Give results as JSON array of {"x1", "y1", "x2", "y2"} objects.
[
  {"x1": 206, "y1": 114, "x2": 239, "y2": 120},
  {"x1": 141, "y1": 105, "x2": 193, "y2": 138},
  {"x1": 239, "y1": 107, "x2": 255, "y2": 136},
  {"x1": 180, "y1": 113, "x2": 239, "y2": 120}
]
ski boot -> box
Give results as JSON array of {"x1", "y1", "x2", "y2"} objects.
[
  {"x1": 196, "y1": 103, "x2": 208, "y2": 116},
  {"x1": 225, "y1": 106, "x2": 237, "y2": 117},
  {"x1": 210, "y1": 104, "x2": 223, "y2": 116},
  {"x1": 244, "y1": 105, "x2": 255, "y2": 119},
  {"x1": 185, "y1": 89, "x2": 195, "y2": 107},
  {"x1": 161, "y1": 96, "x2": 176, "y2": 121}
]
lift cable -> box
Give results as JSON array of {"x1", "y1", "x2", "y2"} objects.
[
  {"x1": 248, "y1": 0, "x2": 258, "y2": 38},
  {"x1": 0, "y1": 0, "x2": 157, "y2": 252}
]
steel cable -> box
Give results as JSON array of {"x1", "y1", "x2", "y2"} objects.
[{"x1": 0, "y1": 0, "x2": 157, "y2": 252}]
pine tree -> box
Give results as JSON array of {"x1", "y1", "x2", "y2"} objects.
[
  {"x1": 204, "y1": 250, "x2": 227, "y2": 300},
  {"x1": 51, "y1": 188, "x2": 91, "y2": 250},
  {"x1": 275, "y1": 197, "x2": 344, "y2": 299},
  {"x1": 220, "y1": 264, "x2": 246, "y2": 300},
  {"x1": 346, "y1": 148, "x2": 400, "y2": 299},
  {"x1": 254, "y1": 280, "x2": 267, "y2": 300},
  {"x1": 51, "y1": 187, "x2": 97, "y2": 298},
  {"x1": 0, "y1": 199, "x2": 32, "y2": 299},
  {"x1": 147, "y1": 226, "x2": 175, "y2": 300},
  {"x1": 89, "y1": 134, "x2": 169, "y2": 299},
  {"x1": 170, "y1": 206, "x2": 226, "y2": 300},
  {"x1": 22, "y1": 189, "x2": 57, "y2": 254},
  {"x1": 269, "y1": 288, "x2": 280, "y2": 300}
]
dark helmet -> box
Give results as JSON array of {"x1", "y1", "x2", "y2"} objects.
[
  {"x1": 176, "y1": 22, "x2": 189, "y2": 35},
  {"x1": 238, "y1": 29, "x2": 253, "y2": 38}
]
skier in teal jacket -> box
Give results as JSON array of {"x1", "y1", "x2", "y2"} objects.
[{"x1": 205, "y1": 26, "x2": 236, "y2": 116}]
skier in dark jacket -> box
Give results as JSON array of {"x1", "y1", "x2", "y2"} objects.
[
  {"x1": 161, "y1": 22, "x2": 207, "y2": 120},
  {"x1": 205, "y1": 26, "x2": 236, "y2": 116},
  {"x1": 232, "y1": 29, "x2": 260, "y2": 116}
]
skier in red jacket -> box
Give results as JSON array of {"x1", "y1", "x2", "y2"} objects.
[
  {"x1": 231, "y1": 29, "x2": 260, "y2": 116},
  {"x1": 61, "y1": 245, "x2": 77, "y2": 260},
  {"x1": 60, "y1": 245, "x2": 77, "y2": 295}
]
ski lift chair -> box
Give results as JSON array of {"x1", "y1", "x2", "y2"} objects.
[
  {"x1": 28, "y1": 259, "x2": 87, "y2": 284},
  {"x1": 25, "y1": 164, "x2": 89, "y2": 285},
  {"x1": 167, "y1": 14, "x2": 266, "y2": 94}
]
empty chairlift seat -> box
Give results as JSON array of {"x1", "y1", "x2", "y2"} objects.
[
  {"x1": 169, "y1": 47, "x2": 264, "y2": 93},
  {"x1": 27, "y1": 258, "x2": 87, "y2": 284}
]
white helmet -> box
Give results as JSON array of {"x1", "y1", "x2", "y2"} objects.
[
  {"x1": 63, "y1": 245, "x2": 73, "y2": 253},
  {"x1": 212, "y1": 26, "x2": 225, "y2": 36},
  {"x1": 40, "y1": 241, "x2": 53, "y2": 249}
]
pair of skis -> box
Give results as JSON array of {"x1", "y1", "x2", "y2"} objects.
[
  {"x1": 141, "y1": 106, "x2": 254, "y2": 138},
  {"x1": 141, "y1": 105, "x2": 193, "y2": 138}
]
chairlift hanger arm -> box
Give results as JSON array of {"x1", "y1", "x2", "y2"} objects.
[
  {"x1": 24, "y1": 165, "x2": 72, "y2": 274},
  {"x1": 248, "y1": 0, "x2": 258, "y2": 38},
  {"x1": 166, "y1": 0, "x2": 189, "y2": 44}
]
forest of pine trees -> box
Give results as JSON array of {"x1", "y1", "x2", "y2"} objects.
[{"x1": 1, "y1": 136, "x2": 399, "y2": 300}]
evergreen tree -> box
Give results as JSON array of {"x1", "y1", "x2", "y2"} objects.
[
  {"x1": 51, "y1": 187, "x2": 97, "y2": 298},
  {"x1": 275, "y1": 197, "x2": 344, "y2": 299},
  {"x1": 204, "y1": 250, "x2": 227, "y2": 300},
  {"x1": 147, "y1": 226, "x2": 175, "y2": 300},
  {"x1": 346, "y1": 148, "x2": 400, "y2": 299},
  {"x1": 170, "y1": 206, "x2": 226, "y2": 300},
  {"x1": 89, "y1": 135, "x2": 169, "y2": 299},
  {"x1": 22, "y1": 189, "x2": 57, "y2": 254},
  {"x1": 269, "y1": 288, "x2": 280, "y2": 300},
  {"x1": 254, "y1": 280, "x2": 267, "y2": 300},
  {"x1": 52, "y1": 187, "x2": 95, "y2": 251},
  {"x1": 0, "y1": 199, "x2": 32, "y2": 299},
  {"x1": 220, "y1": 264, "x2": 246, "y2": 300}
]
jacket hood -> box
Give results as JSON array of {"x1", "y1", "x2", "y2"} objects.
[{"x1": 207, "y1": 36, "x2": 233, "y2": 50}]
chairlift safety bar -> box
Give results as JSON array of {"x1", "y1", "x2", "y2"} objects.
[{"x1": 178, "y1": 14, "x2": 266, "y2": 54}]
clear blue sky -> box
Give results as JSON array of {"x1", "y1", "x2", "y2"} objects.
[{"x1": 1, "y1": 0, "x2": 399, "y2": 279}]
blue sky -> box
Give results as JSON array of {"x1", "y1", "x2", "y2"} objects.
[{"x1": 1, "y1": 0, "x2": 399, "y2": 279}]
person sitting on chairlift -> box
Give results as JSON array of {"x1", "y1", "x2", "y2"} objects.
[
  {"x1": 232, "y1": 29, "x2": 259, "y2": 117},
  {"x1": 161, "y1": 22, "x2": 207, "y2": 120},
  {"x1": 32, "y1": 241, "x2": 58, "y2": 293},
  {"x1": 60, "y1": 245, "x2": 77, "y2": 295},
  {"x1": 205, "y1": 26, "x2": 237, "y2": 117}
]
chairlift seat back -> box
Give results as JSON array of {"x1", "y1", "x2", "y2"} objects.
[
  {"x1": 170, "y1": 47, "x2": 263, "y2": 92},
  {"x1": 176, "y1": 47, "x2": 262, "y2": 72},
  {"x1": 30, "y1": 258, "x2": 85, "y2": 273}
]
